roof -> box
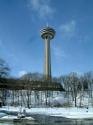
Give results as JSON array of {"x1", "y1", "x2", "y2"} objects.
[{"x1": 0, "y1": 78, "x2": 64, "y2": 91}]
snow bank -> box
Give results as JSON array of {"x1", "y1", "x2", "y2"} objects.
[{"x1": 0, "y1": 106, "x2": 93, "y2": 119}]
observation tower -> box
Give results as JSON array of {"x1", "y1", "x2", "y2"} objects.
[{"x1": 40, "y1": 27, "x2": 55, "y2": 81}]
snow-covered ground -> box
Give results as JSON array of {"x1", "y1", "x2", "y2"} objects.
[
  {"x1": 0, "y1": 106, "x2": 93, "y2": 119},
  {"x1": 0, "y1": 115, "x2": 34, "y2": 121}
]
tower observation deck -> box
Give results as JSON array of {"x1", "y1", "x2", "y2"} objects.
[{"x1": 40, "y1": 27, "x2": 55, "y2": 81}]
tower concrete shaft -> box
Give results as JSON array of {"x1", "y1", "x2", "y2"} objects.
[
  {"x1": 45, "y1": 37, "x2": 51, "y2": 80},
  {"x1": 40, "y1": 27, "x2": 55, "y2": 81}
]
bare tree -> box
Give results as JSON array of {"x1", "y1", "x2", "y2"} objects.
[
  {"x1": 83, "y1": 72, "x2": 93, "y2": 106},
  {"x1": 0, "y1": 58, "x2": 10, "y2": 106},
  {"x1": 0, "y1": 58, "x2": 10, "y2": 78},
  {"x1": 67, "y1": 72, "x2": 80, "y2": 107}
]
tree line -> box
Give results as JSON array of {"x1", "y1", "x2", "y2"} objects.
[{"x1": 0, "y1": 58, "x2": 93, "y2": 107}]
